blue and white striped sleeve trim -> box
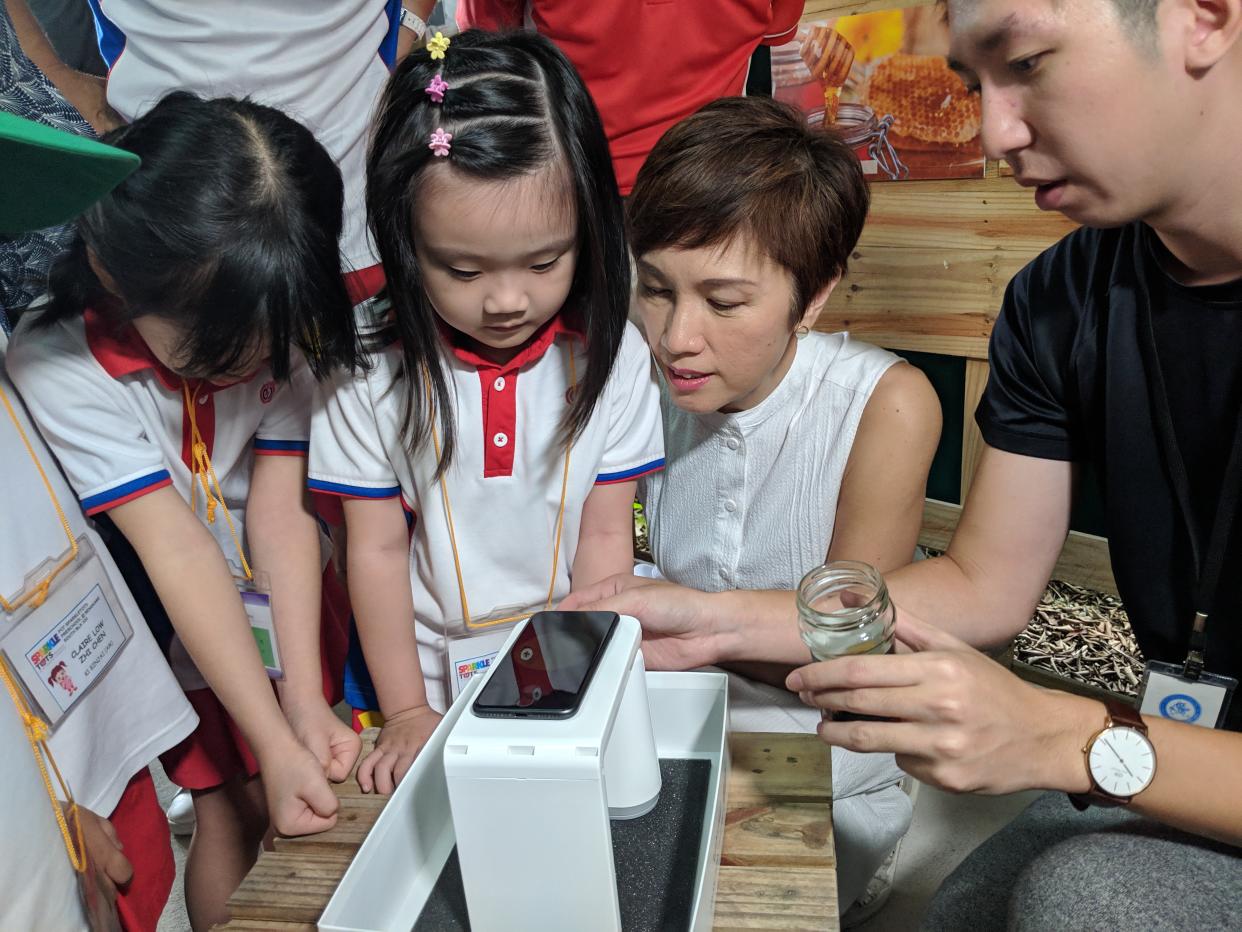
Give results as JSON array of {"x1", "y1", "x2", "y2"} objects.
[
  {"x1": 81, "y1": 469, "x2": 173, "y2": 515},
  {"x1": 307, "y1": 478, "x2": 402, "y2": 499},
  {"x1": 595, "y1": 458, "x2": 665, "y2": 486}
]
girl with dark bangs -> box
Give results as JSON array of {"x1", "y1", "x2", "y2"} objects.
[
  {"x1": 309, "y1": 30, "x2": 664, "y2": 795},
  {"x1": 8, "y1": 91, "x2": 363, "y2": 930}
]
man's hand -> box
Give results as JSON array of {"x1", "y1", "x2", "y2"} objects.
[
  {"x1": 282, "y1": 695, "x2": 363, "y2": 782},
  {"x1": 786, "y1": 614, "x2": 1096, "y2": 796},
  {"x1": 561, "y1": 573, "x2": 719, "y2": 671},
  {"x1": 257, "y1": 739, "x2": 342, "y2": 836},
  {"x1": 356, "y1": 705, "x2": 443, "y2": 796}
]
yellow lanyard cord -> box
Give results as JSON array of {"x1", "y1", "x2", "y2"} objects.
[
  {"x1": 0, "y1": 656, "x2": 86, "y2": 872},
  {"x1": 424, "y1": 345, "x2": 575, "y2": 630},
  {"x1": 183, "y1": 382, "x2": 253, "y2": 581},
  {"x1": 0, "y1": 385, "x2": 79, "y2": 613}
]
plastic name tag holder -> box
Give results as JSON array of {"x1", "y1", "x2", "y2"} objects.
[{"x1": 1, "y1": 536, "x2": 132, "y2": 730}]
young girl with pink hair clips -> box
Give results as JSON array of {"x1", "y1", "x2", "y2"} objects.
[{"x1": 309, "y1": 30, "x2": 664, "y2": 794}]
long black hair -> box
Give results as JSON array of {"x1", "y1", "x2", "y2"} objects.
[
  {"x1": 367, "y1": 29, "x2": 629, "y2": 472},
  {"x1": 40, "y1": 91, "x2": 358, "y2": 381}
]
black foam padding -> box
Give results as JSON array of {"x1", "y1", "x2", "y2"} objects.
[{"x1": 413, "y1": 758, "x2": 711, "y2": 931}]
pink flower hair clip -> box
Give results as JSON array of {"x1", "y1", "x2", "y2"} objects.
[
  {"x1": 428, "y1": 127, "x2": 453, "y2": 157},
  {"x1": 425, "y1": 73, "x2": 448, "y2": 104}
]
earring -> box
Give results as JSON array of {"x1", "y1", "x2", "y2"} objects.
[{"x1": 795, "y1": 325, "x2": 810, "y2": 337}]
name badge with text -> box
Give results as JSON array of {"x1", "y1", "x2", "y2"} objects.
[{"x1": 2, "y1": 537, "x2": 132, "y2": 729}]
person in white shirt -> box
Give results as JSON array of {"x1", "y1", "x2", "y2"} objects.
[
  {"x1": 309, "y1": 30, "x2": 664, "y2": 795},
  {"x1": 8, "y1": 93, "x2": 364, "y2": 930},
  {"x1": 0, "y1": 110, "x2": 196, "y2": 932},
  {"x1": 83, "y1": 0, "x2": 437, "y2": 295},
  {"x1": 562, "y1": 96, "x2": 943, "y2": 920}
]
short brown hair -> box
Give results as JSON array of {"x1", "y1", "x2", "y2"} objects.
[{"x1": 628, "y1": 96, "x2": 869, "y2": 324}]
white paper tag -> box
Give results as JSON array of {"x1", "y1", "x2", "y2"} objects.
[
  {"x1": 446, "y1": 627, "x2": 515, "y2": 699},
  {"x1": 2, "y1": 537, "x2": 132, "y2": 729},
  {"x1": 1139, "y1": 660, "x2": 1235, "y2": 729}
]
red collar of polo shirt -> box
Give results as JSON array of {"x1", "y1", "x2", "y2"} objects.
[
  {"x1": 84, "y1": 307, "x2": 182, "y2": 391},
  {"x1": 442, "y1": 314, "x2": 578, "y2": 376},
  {"x1": 83, "y1": 308, "x2": 260, "y2": 393}
]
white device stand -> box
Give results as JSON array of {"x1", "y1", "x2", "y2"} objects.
[{"x1": 442, "y1": 614, "x2": 662, "y2": 932}]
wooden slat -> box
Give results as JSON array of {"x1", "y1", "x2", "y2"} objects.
[
  {"x1": 804, "y1": 0, "x2": 933, "y2": 19},
  {"x1": 960, "y1": 359, "x2": 990, "y2": 497},
  {"x1": 1050, "y1": 528, "x2": 1118, "y2": 597},
  {"x1": 727, "y1": 733, "x2": 832, "y2": 806},
  {"x1": 919, "y1": 499, "x2": 1118, "y2": 595},
  {"x1": 820, "y1": 245, "x2": 1029, "y2": 359},
  {"x1": 227, "y1": 853, "x2": 352, "y2": 924},
  {"x1": 215, "y1": 922, "x2": 316, "y2": 932},
  {"x1": 864, "y1": 179, "x2": 1076, "y2": 253},
  {"x1": 723, "y1": 802, "x2": 835, "y2": 868},
  {"x1": 918, "y1": 498, "x2": 960, "y2": 553},
  {"x1": 270, "y1": 795, "x2": 383, "y2": 856},
  {"x1": 713, "y1": 866, "x2": 839, "y2": 931}
]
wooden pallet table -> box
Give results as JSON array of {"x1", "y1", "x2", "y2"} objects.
[{"x1": 216, "y1": 730, "x2": 837, "y2": 931}]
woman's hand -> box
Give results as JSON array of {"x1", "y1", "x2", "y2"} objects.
[
  {"x1": 561, "y1": 573, "x2": 720, "y2": 671},
  {"x1": 787, "y1": 614, "x2": 1096, "y2": 796},
  {"x1": 257, "y1": 738, "x2": 342, "y2": 836},
  {"x1": 282, "y1": 695, "x2": 363, "y2": 782},
  {"x1": 356, "y1": 705, "x2": 444, "y2": 796}
]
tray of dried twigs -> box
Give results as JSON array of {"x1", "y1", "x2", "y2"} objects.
[{"x1": 1014, "y1": 579, "x2": 1144, "y2": 697}]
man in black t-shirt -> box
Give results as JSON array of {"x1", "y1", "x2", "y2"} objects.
[{"x1": 565, "y1": 0, "x2": 1242, "y2": 920}]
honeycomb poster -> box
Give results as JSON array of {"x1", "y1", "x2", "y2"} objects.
[{"x1": 772, "y1": 7, "x2": 984, "y2": 181}]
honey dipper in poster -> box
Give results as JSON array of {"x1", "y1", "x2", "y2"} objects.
[
  {"x1": 799, "y1": 26, "x2": 855, "y2": 125},
  {"x1": 863, "y1": 53, "x2": 981, "y2": 147}
]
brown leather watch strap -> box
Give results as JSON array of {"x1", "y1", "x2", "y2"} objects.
[{"x1": 1103, "y1": 697, "x2": 1147, "y2": 733}]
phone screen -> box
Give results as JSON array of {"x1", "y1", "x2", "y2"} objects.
[{"x1": 471, "y1": 611, "x2": 620, "y2": 719}]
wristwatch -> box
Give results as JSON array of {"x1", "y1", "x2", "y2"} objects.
[
  {"x1": 1069, "y1": 698, "x2": 1157, "y2": 810},
  {"x1": 399, "y1": 6, "x2": 428, "y2": 40}
]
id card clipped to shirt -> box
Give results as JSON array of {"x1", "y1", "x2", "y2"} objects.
[
  {"x1": 1, "y1": 535, "x2": 132, "y2": 730},
  {"x1": 233, "y1": 567, "x2": 283, "y2": 680}
]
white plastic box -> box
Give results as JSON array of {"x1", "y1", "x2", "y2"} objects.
[{"x1": 319, "y1": 659, "x2": 729, "y2": 931}]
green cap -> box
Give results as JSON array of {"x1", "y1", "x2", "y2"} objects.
[{"x1": 0, "y1": 111, "x2": 139, "y2": 237}]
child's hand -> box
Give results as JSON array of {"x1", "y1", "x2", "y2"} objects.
[
  {"x1": 258, "y1": 740, "x2": 341, "y2": 836},
  {"x1": 74, "y1": 804, "x2": 133, "y2": 911},
  {"x1": 357, "y1": 705, "x2": 443, "y2": 795},
  {"x1": 283, "y1": 695, "x2": 363, "y2": 782}
]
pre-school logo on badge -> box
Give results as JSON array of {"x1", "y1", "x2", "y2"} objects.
[
  {"x1": 1159, "y1": 693, "x2": 1202, "y2": 723},
  {"x1": 456, "y1": 654, "x2": 494, "y2": 683},
  {"x1": 259, "y1": 380, "x2": 277, "y2": 404}
]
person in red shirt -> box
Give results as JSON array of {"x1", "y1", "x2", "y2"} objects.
[{"x1": 458, "y1": 0, "x2": 805, "y2": 193}]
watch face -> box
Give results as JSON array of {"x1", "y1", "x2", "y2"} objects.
[{"x1": 1089, "y1": 726, "x2": 1156, "y2": 797}]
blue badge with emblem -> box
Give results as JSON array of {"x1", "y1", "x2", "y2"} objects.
[{"x1": 1140, "y1": 660, "x2": 1235, "y2": 730}]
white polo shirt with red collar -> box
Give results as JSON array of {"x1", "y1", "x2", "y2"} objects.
[
  {"x1": 7, "y1": 309, "x2": 318, "y2": 691},
  {"x1": 309, "y1": 310, "x2": 664, "y2": 712},
  {"x1": 0, "y1": 331, "x2": 197, "y2": 817}
]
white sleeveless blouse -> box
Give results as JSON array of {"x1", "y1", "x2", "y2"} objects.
[{"x1": 643, "y1": 331, "x2": 901, "y2": 593}]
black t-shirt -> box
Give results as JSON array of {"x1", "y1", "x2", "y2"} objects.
[{"x1": 977, "y1": 222, "x2": 1242, "y2": 729}]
